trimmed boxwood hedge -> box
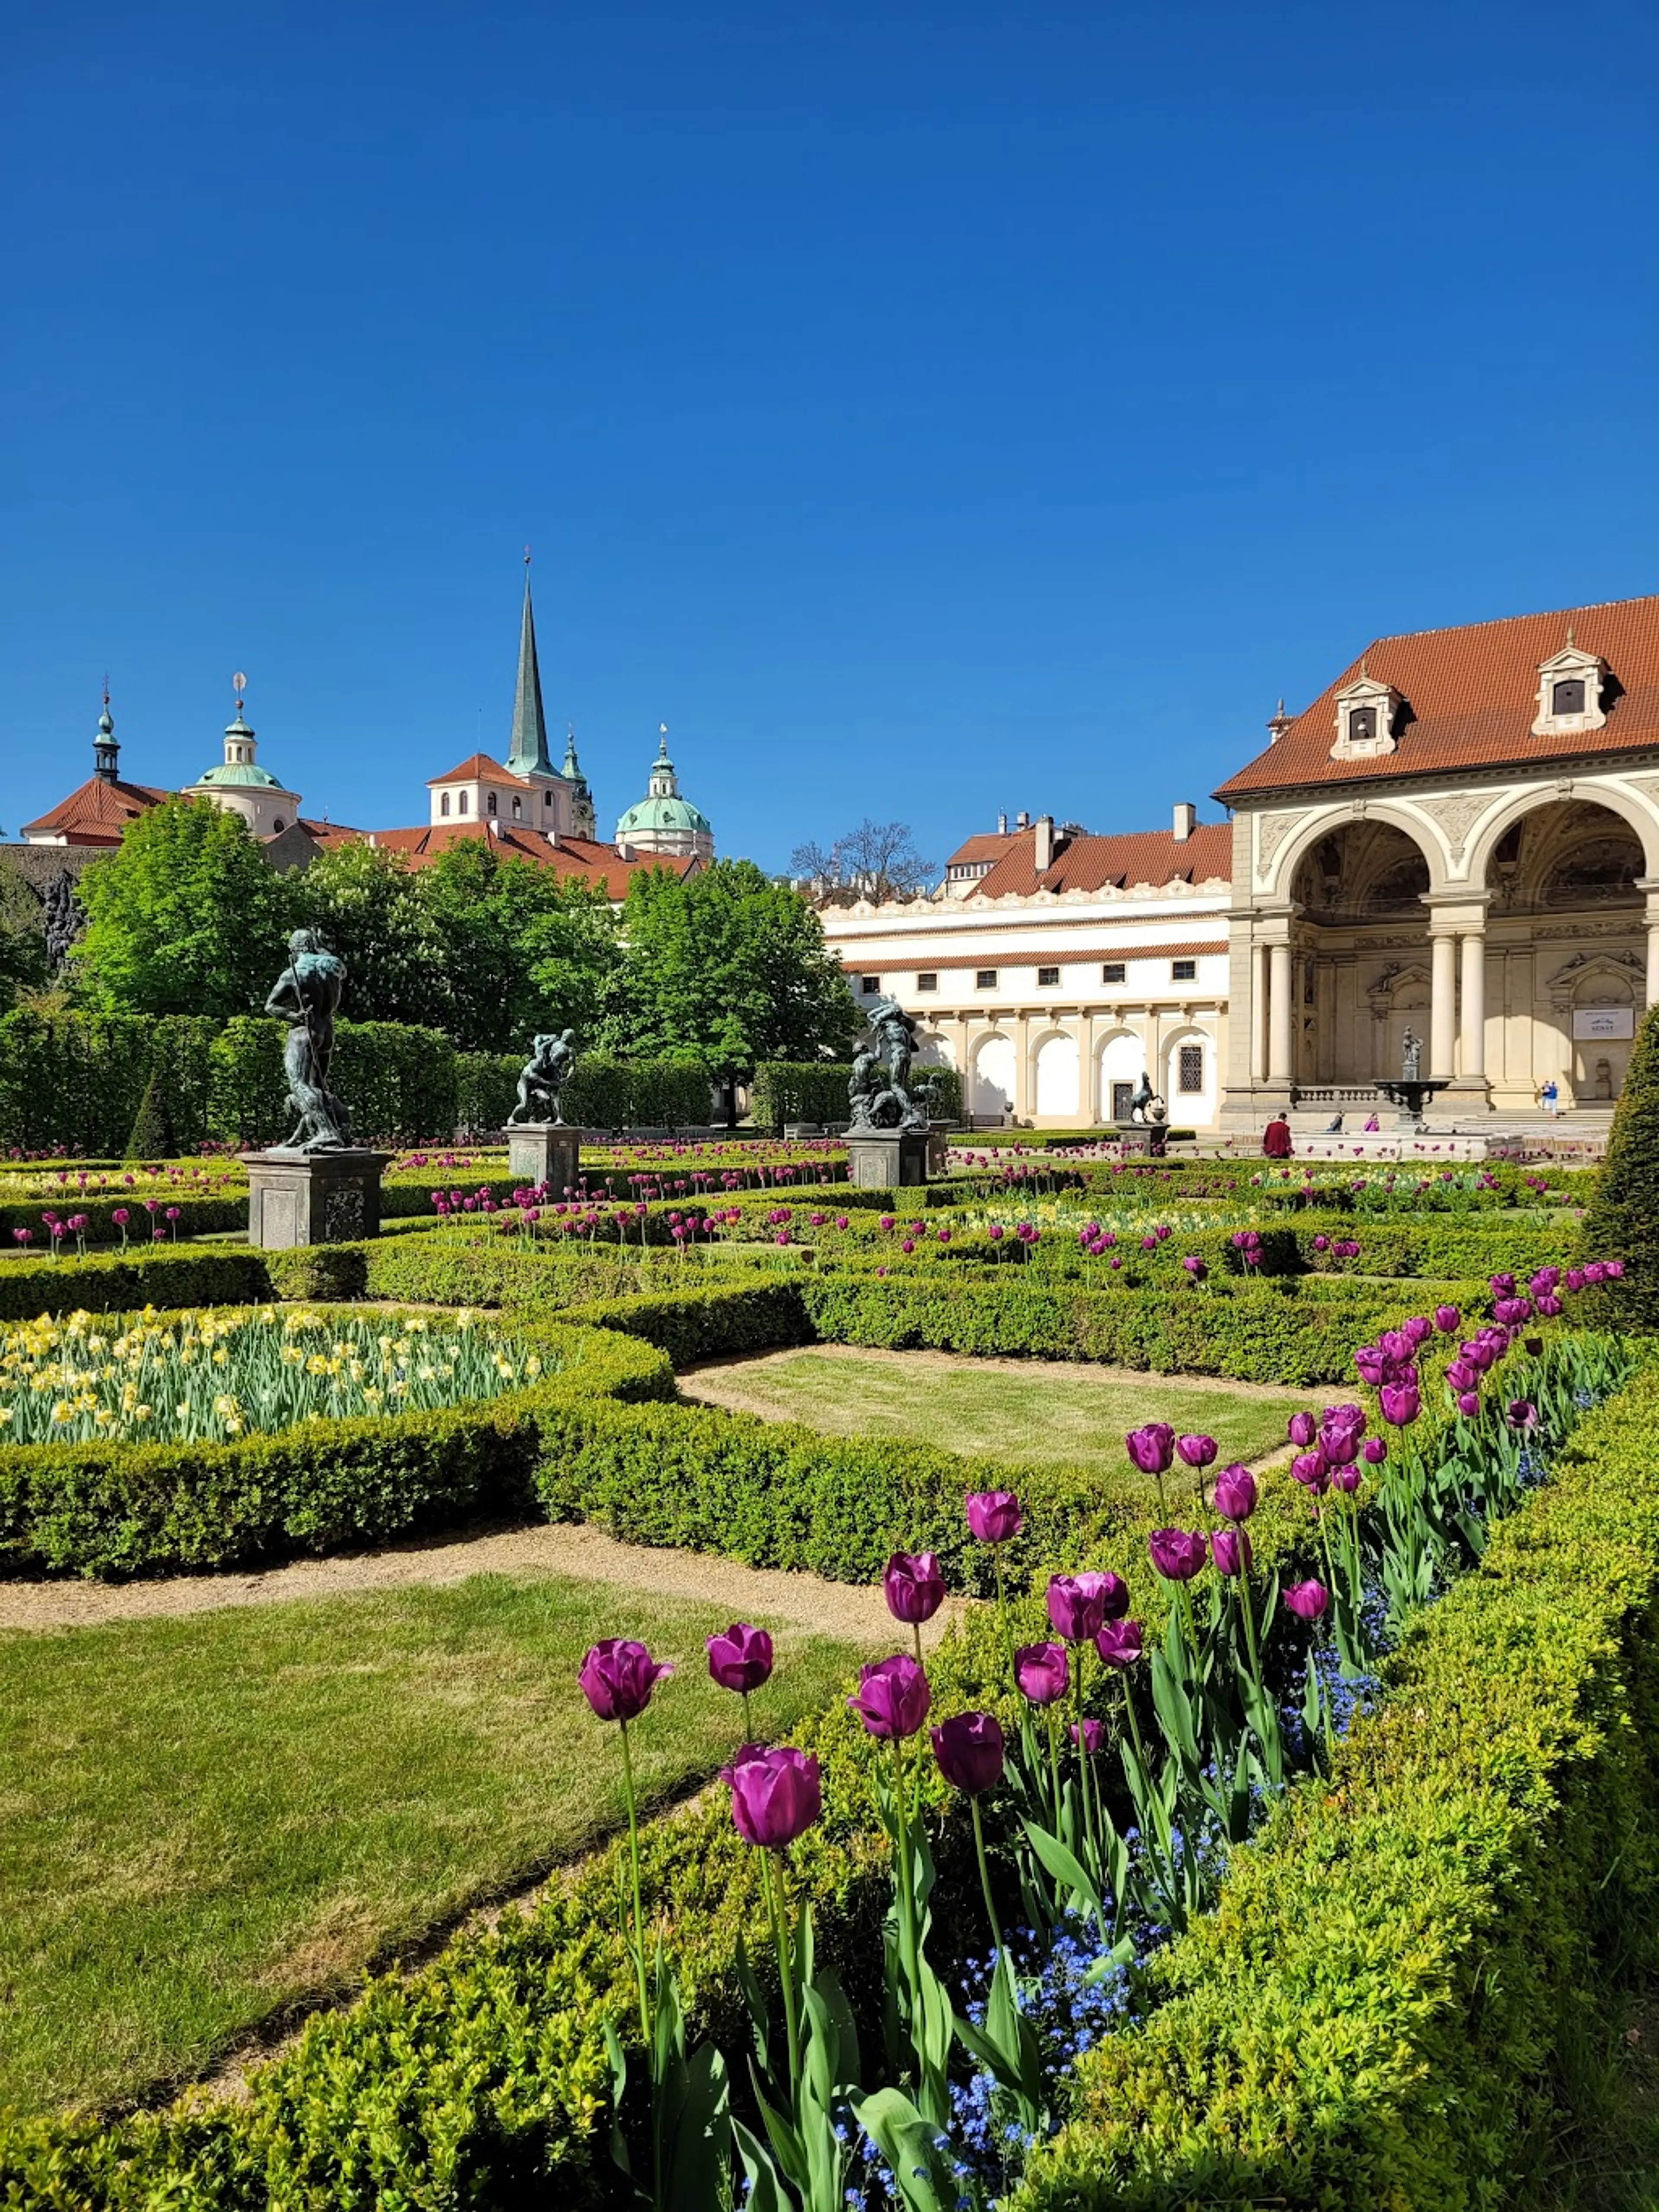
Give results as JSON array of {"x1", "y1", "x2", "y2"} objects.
[{"x1": 1009, "y1": 1348, "x2": 1659, "y2": 2212}]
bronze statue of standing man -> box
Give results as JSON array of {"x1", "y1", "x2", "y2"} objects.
[{"x1": 264, "y1": 929, "x2": 354, "y2": 1150}]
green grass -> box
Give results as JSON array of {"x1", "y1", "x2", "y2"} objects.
[
  {"x1": 0, "y1": 1574, "x2": 868, "y2": 2117},
  {"x1": 690, "y1": 1348, "x2": 1303, "y2": 1471}
]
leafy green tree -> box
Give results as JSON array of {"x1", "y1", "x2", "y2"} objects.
[
  {"x1": 420, "y1": 841, "x2": 620, "y2": 1052},
  {"x1": 291, "y1": 841, "x2": 451, "y2": 1031},
  {"x1": 0, "y1": 867, "x2": 47, "y2": 1012},
  {"x1": 604, "y1": 860, "x2": 858, "y2": 1089},
  {"x1": 73, "y1": 798, "x2": 293, "y2": 1018}
]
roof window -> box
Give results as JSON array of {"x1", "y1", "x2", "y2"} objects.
[
  {"x1": 1532, "y1": 633, "x2": 1608, "y2": 738},
  {"x1": 1329, "y1": 665, "x2": 1402, "y2": 760}
]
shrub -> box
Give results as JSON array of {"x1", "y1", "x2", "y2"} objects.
[
  {"x1": 123, "y1": 1071, "x2": 175, "y2": 1162},
  {"x1": 1582, "y1": 1000, "x2": 1659, "y2": 1328},
  {"x1": 751, "y1": 1060, "x2": 964, "y2": 1130},
  {"x1": 0, "y1": 1012, "x2": 219, "y2": 1157},
  {"x1": 1011, "y1": 1352, "x2": 1659, "y2": 2211},
  {"x1": 455, "y1": 1048, "x2": 520, "y2": 1136}
]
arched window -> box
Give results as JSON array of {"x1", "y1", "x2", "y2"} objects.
[
  {"x1": 511, "y1": 795, "x2": 521, "y2": 818},
  {"x1": 543, "y1": 788, "x2": 553, "y2": 808},
  {"x1": 487, "y1": 793, "x2": 497, "y2": 816},
  {"x1": 272, "y1": 817, "x2": 285, "y2": 833},
  {"x1": 441, "y1": 793, "x2": 451, "y2": 817},
  {"x1": 458, "y1": 790, "x2": 469, "y2": 815}
]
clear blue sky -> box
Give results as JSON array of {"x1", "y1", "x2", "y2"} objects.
[{"x1": 6, "y1": 1, "x2": 1659, "y2": 870}]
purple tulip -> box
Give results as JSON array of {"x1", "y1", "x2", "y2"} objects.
[
  {"x1": 1433, "y1": 1305, "x2": 1460, "y2": 1334},
  {"x1": 1319, "y1": 1426, "x2": 1361, "y2": 1469},
  {"x1": 930, "y1": 1710, "x2": 1006, "y2": 1795},
  {"x1": 722, "y1": 1745, "x2": 823, "y2": 1849},
  {"x1": 1444, "y1": 1359, "x2": 1478, "y2": 1392},
  {"x1": 1607, "y1": 1259, "x2": 1626, "y2": 1280},
  {"x1": 1094, "y1": 1617, "x2": 1144, "y2": 1669},
  {"x1": 1176, "y1": 1433, "x2": 1217, "y2": 1470},
  {"x1": 1292, "y1": 1450, "x2": 1331, "y2": 1494},
  {"x1": 1566, "y1": 1267, "x2": 1586, "y2": 1293},
  {"x1": 1536, "y1": 1294, "x2": 1563, "y2": 1318},
  {"x1": 965, "y1": 1490, "x2": 1023, "y2": 1545},
  {"x1": 1313, "y1": 1233, "x2": 1330, "y2": 1253},
  {"x1": 1489, "y1": 1272, "x2": 1516, "y2": 1295},
  {"x1": 1454, "y1": 1390, "x2": 1479, "y2": 1418},
  {"x1": 884, "y1": 1551, "x2": 946, "y2": 1625},
  {"x1": 1284, "y1": 1579, "x2": 1329, "y2": 1622},
  {"x1": 1069, "y1": 1717, "x2": 1106, "y2": 1755},
  {"x1": 706, "y1": 1622, "x2": 774, "y2": 1695},
  {"x1": 1506, "y1": 1399, "x2": 1539, "y2": 1430},
  {"x1": 1379, "y1": 1381, "x2": 1421, "y2": 1427},
  {"x1": 1361, "y1": 1435, "x2": 1387, "y2": 1467},
  {"x1": 1287, "y1": 1410, "x2": 1318, "y2": 1448},
  {"x1": 848, "y1": 1652, "x2": 932, "y2": 1739},
  {"x1": 1125, "y1": 1422, "x2": 1175, "y2": 1475},
  {"x1": 1402, "y1": 1315, "x2": 1433, "y2": 1346},
  {"x1": 1212, "y1": 1464, "x2": 1258, "y2": 1521},
  {"x1": 1181, "y1": 1255, "x2": 1207, "y2": 1281},
  {"x1": 1046, "y1": 1570, "x2": 1127, "y2": 1642},
  {"x1": 1014, "y1": 1641, "x2": 1070, "y2": 1705},
  {"x1": 1210, "y1": 1527, "x2": 1252, "y2": 1576},
  {"x1": 578, "y1": 1639, "x2": 675, "y2": 1723},
  {"x1": 1148, "y1": 1528, "x2": 1208, "y2": 1582},
  {"x1": 1493, "y1": 1297, "x2": 1531, "y2": 1327}
]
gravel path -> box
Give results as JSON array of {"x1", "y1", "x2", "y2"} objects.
[{"x1": 0, "y1": 1519, "x2": 962, "y2": 1644}]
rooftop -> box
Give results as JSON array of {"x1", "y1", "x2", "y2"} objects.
[{"x1": 967, "y1": 821, "x2": 1232, "y2": 898}]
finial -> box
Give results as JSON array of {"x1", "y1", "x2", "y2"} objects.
[
  {"x1": 1567, "y1": 623, "x2": 1576, "y2": 647},
  {"x1": 524, "y1": 544, "x2": 532, "y2": 569},
  {"x1": 1277, "y1": 696, "x2": 1285, "y2": 716},
  {"x1": 232, "y1": 669, "x2": 247, "y2": 713}
]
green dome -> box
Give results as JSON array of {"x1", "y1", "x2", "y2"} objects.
[
  {"x1": 617, "y1": 793, "x2": 711, "y2": 836},
  {"x1": 195, "y1": 762, "x2": 285, "y2": 789}
]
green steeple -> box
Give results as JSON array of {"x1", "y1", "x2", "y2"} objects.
[{"x1": 505, "y1": 567, "x2": 553, "y2": 778}]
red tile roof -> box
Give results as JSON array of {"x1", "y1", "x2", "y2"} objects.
[
  {"x1": 945, "y1": 831, "x2": 1020, "y2": 868},
  {"x1": 427, "y1": 752, "x2": 535, "y2": 788},
  {"x1": 970, "y1": 822, "x2": 1232, "y2": 898},
  {"x1": 350, "y1": 821, "x2": 695, "y2": 893},
  {"x1": 1215, "y1": 593, "x2": 1659, "y2": 801},
  {"x1": 19, "y1": 775, "x2": 172, "y2": 844}
]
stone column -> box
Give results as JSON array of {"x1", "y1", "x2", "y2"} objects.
[
  {"x1": 1268, "y1": 942, "x2": 1293, "y2": 1083},
  {"x1": 1249, "y1": 943, "x2": 1266, "y2": 1082},
  {"x1": 1640, "y1": 879, "x2": 1659, "y2": 1007},
  {"x1": 1430, "y1": 930, "x2": 1457, "y2": 1078},
  {"x1": 1459, "y1": 929, "x2": 1487, "y2": 1079}
]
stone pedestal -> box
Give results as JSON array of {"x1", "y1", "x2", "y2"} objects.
[
  {"x1": 506, "y1": 1122, "x2": 582, "y2": 1194},
  {"x1": 926, "y1": 1119, "x2": 953, "y2": 1176},
  {"x1": 245, "y1": 1149, "x2": 391, "y2": 1250},
  {"x1": 1114, "y1": 1122, "x2": 1169, "y2": 1158},
  {"x1": 845, "y1": 1129, "x2": 930, "y2": 1189}
]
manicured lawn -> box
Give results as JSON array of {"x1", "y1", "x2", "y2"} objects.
[
  {"x1": 686, "y1": 1348, "x2": 1303, "y2": 1472},
  {"x1": 0, "y1": 1575, "x2": 866, "y2": 2116}
]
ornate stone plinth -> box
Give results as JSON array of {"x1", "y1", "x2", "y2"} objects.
[
  {"x1": 1373, "y1": 1078, "x2": 1451, "y2": 1132},
  {"x1": 507, "y1": 1122, "x2": 582, "y2": 1195},
  {"x1": 245, "y1": 1149, "x2": 391, "y2": 1250},
  {"x1": 1113, "y1": 1121, "x2": 1169, "y2": 1158},
  {"x1": 845, "y1": 1129, "x2": 930, "y2": 1189}
]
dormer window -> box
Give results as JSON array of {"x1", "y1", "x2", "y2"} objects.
[
  {"x1": 1532, "y1": 639, "x2": 1607, "y2": 736},
  {"x1": 1330, "y1": 668, "x2": 1402, "y2": 759}
]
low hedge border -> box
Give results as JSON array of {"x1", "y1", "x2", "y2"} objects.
[
  {"x1": 0, "y1": 1310, "x2": 672, "y2": 1580},
  {"x1": 1010, "y1": 1347, "x2": 1659, "y2": 2212}
]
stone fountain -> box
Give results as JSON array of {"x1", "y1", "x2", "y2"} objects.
[{"x1": 1373, "y1": 1027, "x2": 1450, "y2": 1131}]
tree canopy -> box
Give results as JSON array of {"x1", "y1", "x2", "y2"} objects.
[
  {"x1": 602, "y1": 860, "x2": 858, "y2": 1079},
  {"x1": 73, "y1": 798, "x2": 293, "y2": 1018},
  {"x1": 788, "y1": 818, "x2": 937, "y2": 905}
]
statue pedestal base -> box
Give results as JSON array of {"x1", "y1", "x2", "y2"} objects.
[
  {"x1": 245, "y1": 1149, "x2": 391, "y2": 1250},
  {"x1": 845, "y1": 1129, "x2": 930, "y2": 1189},
  {"x1": 506, "y1": 1123, "x2": 582, "y2": 1195},
  {"x1": 1113, "y1": 1122, "x2": 1169, "y2": 1158}
]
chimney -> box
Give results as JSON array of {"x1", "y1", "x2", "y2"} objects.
[
  {"x1": 1033, "y1": 813, "x2": 1055, "y2": 874},
  {"x1": 1015, "y1": 809, "x2": 1030, "y2": 831},
  {"x1": 997, "y1": 812, "x2": 1008, "y2": 836},
  {"x1": 1172, "y1": 802, "x2": 1196, "y2": 843}
]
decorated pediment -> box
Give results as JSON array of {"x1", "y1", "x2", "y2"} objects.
[
  {"x1": 1531, "y1": 636, "x2": 1608, "y2": 738},
  {"x1": 1330, "y1": 668, "x2": 1404, "y2": 760}
]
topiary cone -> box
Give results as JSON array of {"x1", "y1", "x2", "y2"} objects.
[{"x1": 1580, "y1": 1002, "x2": 1659, "y2": 1330}]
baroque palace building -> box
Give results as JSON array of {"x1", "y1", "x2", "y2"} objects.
[{"x1": 820, "y1": 592, "x2": 1659, "y2": 1130}]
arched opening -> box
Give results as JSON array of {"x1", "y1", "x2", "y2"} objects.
[
  {"x1": 1032, "y1": 1030, "x2": 1079, "y2": 1122},
  {"x1": 487, "y1": 793, "x2": 498, "y2": 816},
  {"x1": 970, "y1": 1033, "x2": 1015, "y2": 1121},
  {"x1": 458, "y1": 791, "x2": 470, "y2": 816},
  {"x1": 1163, "y1": 1026, "x2": 1213, "y2": 1121},
  {"x1": 441, "y1": 793, "x2": 451, "y2": 817},
  {"x1": 1483, "y1": 798, "x2": 1646, "y2": 1106},
  {"x1": 272, "y1": 816, "x2": 285, "y2": 833},
  {"x1": 1095, "y1": 1028, "x2": 1143, "y2": 1123},
  {"x1": 1287, "y1": 821, "x2": 1437, "y2": 1090},
  {"x1": 512, "y1": 795, "x2": 522, "y2": 819}
]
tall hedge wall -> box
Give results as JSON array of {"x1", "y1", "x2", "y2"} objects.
[{"x1": 751, "y1": 1059, "x2": 964, "y2": 1130}]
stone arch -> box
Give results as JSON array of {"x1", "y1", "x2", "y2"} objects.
[
  {"x1": 1094, "y1": 1025, "x2": 1144, "y2": 1121},
  {"x1": 1267, "y1": 801, "x2": 1451, "y2": 905},
  {"x1": 969, "y1": 1031, "x2": 1015, "y2": 1120},
  {"x1": 1366, "y1": 960, "x2": 1433, "y2": 1083},
  {"x1": 1030, "y1": 1027, "x2": 1081, "y2": 1121},
  {"x1": 1466, "y1": 784, "x2": 1659, "y2": 887}
]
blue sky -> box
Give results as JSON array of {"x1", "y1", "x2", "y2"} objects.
[{"x1": 6, "y1": 1, "x2": 1659, "y2": 870}]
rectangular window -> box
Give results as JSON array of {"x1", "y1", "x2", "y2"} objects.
[
  {"x1": 1178, "y1": 1044, "x2": 1204, "y2": 1094},
  {"x1": 860, "y1": 975, "x2": 880, "y2": 995},
  {"x1": 1101, "y1": 961, "x2": 1125, "y2": 984},
  {"x1": 916, "y1": 972, "x2": 938, "y2": 991},
  {"x1": 1037, "y1": 965, "x2": 1060, "y2": 987},
  {"x1": 1171, "y1": 958, "x2": 1197, "y2": 982},
  {"x1": 975, "y1": 968, "x2": 998, "y2": 990}
]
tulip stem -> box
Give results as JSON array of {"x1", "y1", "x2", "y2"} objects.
[
  {"x1": 992, "y1": 1553, "x2": 1015, "y2": 1689},
  {"x1": 1045, "y1": 1707, "x2": 1063, "y2": 1833},
  {"x1": 741, "y1": 1687, "x2": 752, "y2": 1747},
  {"x1": 617, "y1": 1719, "x2": 651, "y2": 2047},
  {"x1": 969, "y1": 1795, "x2": 1005, "y2": 1969},
  {"x1": 762, "y1": 1847, "x2": 802, "y2": 2107}
]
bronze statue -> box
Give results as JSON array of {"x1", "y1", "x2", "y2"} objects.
[
  {"x1": 1127, "y1": 1069, "x2": 1155, "y2": 1123},
  {"x1": 510, "y1": 1029, "x2": 578, "y2": 1125},
  {"x1": 848, "y1": 996, "x2": 931, "y2": 1133},
  {"x1": 264, "y1": 929, "x2": 353, "y2": 1151},
  {"x1": 1401, "y1": 1028, "x2": 1422, "y2": 1081}
]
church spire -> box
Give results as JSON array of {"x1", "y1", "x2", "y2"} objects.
[{"x1": 505, "y1": 553, "x2": 553, "y2": 778}]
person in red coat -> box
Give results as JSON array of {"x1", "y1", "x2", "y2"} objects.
[{"x1": 1262, "y1": 1112, "x2": 1293, "y2": 1159}]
